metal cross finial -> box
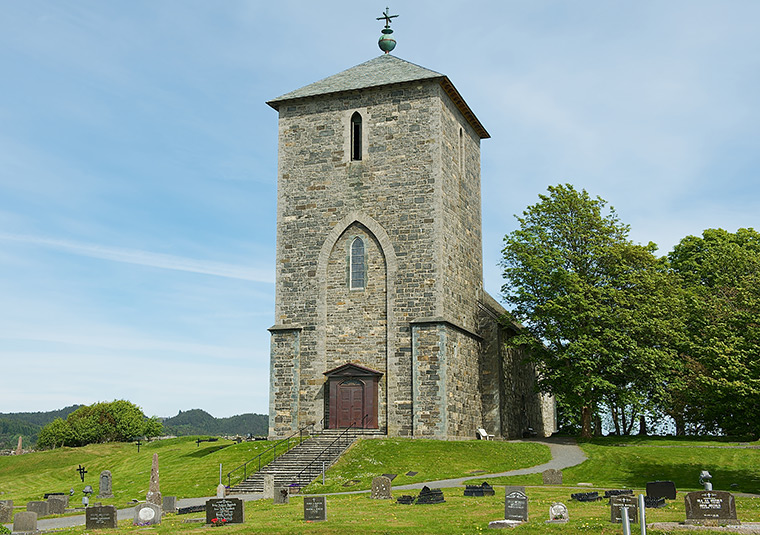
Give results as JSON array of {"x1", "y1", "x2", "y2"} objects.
[{"x1": 377, "y1": 7, "x2": 398, "y2": 29}]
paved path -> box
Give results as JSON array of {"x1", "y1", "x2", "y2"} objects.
[{"x1": 2, "y1": 437, "x2": 585, "y2": 531}]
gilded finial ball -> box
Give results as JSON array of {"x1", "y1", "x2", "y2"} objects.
[{"x1": 379, "y1": 28, "x2": 396, "y2": 53}]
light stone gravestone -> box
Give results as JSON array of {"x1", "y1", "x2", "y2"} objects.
[
  {"x1": 370, "y1": 476, "x2": 393, "y2": 499},
  {"x1": 610, "y1": 494, "x2": 638, "y2": 524},
  {"x1": 26, "y1": 500, "x2": 48, "y2": 517},
  {"x1": 145, "y1": 453, "x2": 161, "y2": 506},
  {"x1": 263, "y1": 474, "x2": 275, "y2": 499},
  {"x1": 133, "y1": 502, "x2": 162, "y2": 526},
  {"x1": 86, "y1": 505, "x2": 118, "y2": 529},
  {"x1": 216, "y1": 483, "x2": 226, "y2": 498},
  {"x1": 274, "y1": 487, "x2": 290, "y2": 505},
  {"x1": 545, "y1": 502, "x2": 569, "y2": 523},
  {"x1": 47, "y1": 497, "x2": 66, "y2": 515},
  {"x1": 542, "y1": 469, "x2": 563, "y2": 485},
  {"x1": 47, "y1": 494, "x2": 68, "y2": 508},
  {"x1": 0, "y1": 499, "x2": 13, "y2": 523},
  {"x1": 304, "y1": 496, "x2": 327, "y2": 521},
  {"x1": 15, "y1": 436, "x2": 22, "y2": 455},
  {"x1": 163, "y1": 495, "x2": 178, "y2": 513},
  {"x1": 13, "y1": 511, "x2": 37, "y2": 533},
  {"x1": 684, "y1": 490, "x2": 739, "y2": 525},
  {"x1": 98, "y1": 470, "x2": 114, "y2": 498},
  {"x1": 205, "y1": 498, "x2": 244, "y2": 525}
]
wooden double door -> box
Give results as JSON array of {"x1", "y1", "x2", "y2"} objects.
[{"x1": 324, "y1": 363, "x2": 382, "y2": 429}]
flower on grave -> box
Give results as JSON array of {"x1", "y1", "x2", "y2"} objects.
[{"x1": 211, "y1": 517, "x2": 228, "y2": 527}]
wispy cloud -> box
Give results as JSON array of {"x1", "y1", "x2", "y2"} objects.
[{"x1": 0, "y1": 233, "x2": 274, "y2": 283}]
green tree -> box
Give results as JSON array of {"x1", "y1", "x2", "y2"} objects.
[
  {"x1": 669, "y1": 228, "x2": 760, "y2": 436},
  {"x1": 501, "y1": 184, "x2": 680, "y2": 437}
]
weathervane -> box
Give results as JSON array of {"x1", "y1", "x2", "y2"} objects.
[{"x1": 377, "y1": 7, "x2": 398, "y2": 54}]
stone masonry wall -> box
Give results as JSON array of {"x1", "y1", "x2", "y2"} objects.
[{"x1": 268, "y1": 327, "x2": 300, "y2": 437}]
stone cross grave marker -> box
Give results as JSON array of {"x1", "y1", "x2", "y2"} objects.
[
  {"x1": 13, "y1": 511, "x2": 37, "y2": 533},
  {"x1": 684, "y1": 490, "x2": 739, "y2": 525},
  {"x1": 77, "y1": 464, "x2": 87, "y2": 482},
  {"x1": 610, "y1": 494, "x2": 638, "y2": 524},
  {"x1": 86, "y1": 505, "x2": 118, "y2": 529},
  {"x1": 205, "y1": 498, "x2": 244, "y2": 525},
  {"x1": 146, "y1": 453, "x2": 161, "y2": 506},
  {"x1": 647, "y1": 480, "x2": 677, "y2": 500},
  {"x1": 304, "y1": 496, "x2": 327, "y2": 521},
  {"x1": 546, "y1": 502, "x2": 569, "y2": 523},
  {"x1": 371, "y1": 476, "x2": 393, "y2": 499},
  {"x1": 134, "y1": 502, "x2": 161, "y2": 526},
  {"x1": 542, "y1": 468, "x2": 563, "y2": 485},
  {"x1": 504, "y1": 488, "x2": 529, "y2": 522},
  {"x1": 0, "y1": 499, "x2": 13, "y2": 523},
  {"x1": 98, "y1": 470, "x2": 114, "y2": 498}
]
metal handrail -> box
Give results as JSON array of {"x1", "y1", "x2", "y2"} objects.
[
  {"x1": 225, "y1": 423, "x2": 314, "y2": 487},
  {"x1": 287, "y1": 414, "x2": 368, "y2": 489}
]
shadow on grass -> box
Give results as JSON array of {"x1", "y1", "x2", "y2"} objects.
[{"x1": 184, "y1": 444, "x2": 231, "y2": 458}]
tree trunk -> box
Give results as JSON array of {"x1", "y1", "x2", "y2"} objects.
[
  {"x1": 594, "y1": 413, "x2": 603, "y2": 437},
  {"x1": 611, "y1": 406, "x2": 621, "y2": 436},
  {"x1": 621, "y1": 409, "x2": 628, "y2": 435},
  {"x1": 581, "y1": 406, "x2": 593, "y2": 438},
  {"x1": 638, "y1": 414, "x2": 648, "y2": 436},
  {"x1": 674, "y1": 414, "x2": 686, "y2": 436}
]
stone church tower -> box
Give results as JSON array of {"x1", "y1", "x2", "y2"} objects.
[{"x1": 266, "y1": 45, "x2": 555, "y2": 440}]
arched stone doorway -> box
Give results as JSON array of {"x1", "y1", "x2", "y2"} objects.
[{"x1": 324, "y1": 363, "x2": 382, "y2": 429}]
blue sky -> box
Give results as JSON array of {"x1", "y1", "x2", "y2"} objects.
[{"x1": 2, "y1": 1, "x2": 758, "y2": 418}]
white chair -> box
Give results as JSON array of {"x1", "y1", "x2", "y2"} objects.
[{"x1": 477, "y1": 428, "x2": 494, "y2": 440}]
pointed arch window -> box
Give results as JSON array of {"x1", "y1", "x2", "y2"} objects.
[
  {"x1": 350, "y1": 237, "x2": 365, "y2": 289},
  {"x1": 350, "y1": 112, "x2": 362, "y2": 161}
]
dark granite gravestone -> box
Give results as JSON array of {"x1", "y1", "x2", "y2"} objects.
[
  {"x1": 684, "y1": 490, "x2": 739, "y2": 525},
  {"x1": 647, "y1": 480, "x2": 677, "y2": 500},
  {"x1": 644, "y1": 496, "x2": 666, "y2": 508},
  {"x1": 382, "y1": 473, "x2": 397, "y2": 481},
  {"x1": 13, "y1": 511, "x2": 37, "y2": 533},
  {"x1": 26, "y1": 500, "x2": 48, "y2": 517},
  {"x1": 604, "y1": 489, "x2": 633, "y2": 499},
  {"x1": 304, "y1": 496, "x2": 327, "y2": 521},
  {"x1": 610, "y1": 494, "x2": 638, "y2": 523},
  {"x1": 178, "y1": 504, "x2": 205, "y2": 515},
  {"x1": 371, "y1": 476, "x2": 393, "y2": 499},
  {"x1": 274, "y1": 487, "x2": 289, "y2": 505},
  {"x1": 134, "y1": 502, "x2": 162, "y2": 526},
  {"x1": 205, "y1": 498, "x2": 244, "y2": 525},
  {"x1": 416, "y1": 486, "x2": 445, "y2": 504},
  {"x1": 542, "y1": 469, "x2": 563, "y2": 485},
  {"x1": 86, "y1": 505, "x2": 118, "y2": 529},
  {"x1": 464, "y1": 482, "x2": 495, "y2": 497},
  {"x1": 43, "y1": 492, "x2": 65, "y2": 500},
  {"x1": 0, "y1": 500, "x2": 12, "y2": 523},
  {"x1": 504, "y1": 489, "x2": 529, "y2": 522},
  {"x1": 546, "y1": 502, "x2": 569, "y2": 523},
  {"x1": 396, "y1": 495, "x2": 415, "y2": 505},
  {"x1": 405, "y1": 471, "x2": 418, "y2": 477},
  {"x1": 571, "y1": 491, "x2": 601, "y2": 502}
]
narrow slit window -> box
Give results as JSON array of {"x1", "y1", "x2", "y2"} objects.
[
  {"x1": 350, "y1": 237, "x2": 365, "y2": 289},
  {"x1": 351, "y1": 112, "x2": 362, "y2": 161}
]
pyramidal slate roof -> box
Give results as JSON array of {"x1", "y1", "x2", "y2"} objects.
[{"x1": 267, "y1": 55, "x2": 489, "y2": 139}]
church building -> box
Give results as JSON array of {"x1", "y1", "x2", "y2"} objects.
[{"x1": 267, "y1": 15, "x2": 555, "y2": 440}]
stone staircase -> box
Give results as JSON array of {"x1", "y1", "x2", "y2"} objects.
[{"x1": 230, "y1": 429, "x2": 376, "y2": 493}]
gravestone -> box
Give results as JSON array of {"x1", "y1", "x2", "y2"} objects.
[
  {"x1": 571, "y1": 491, "x2": 600, "y2": 502},
  {"x1": 542, "y1": 469, "x2": 563, "y2": 485},
  {"x1": 134, "y1": 502, "x2": 162, "y2": 526},
  {"x1": 546, "y1": 502, "x2": 569, "y2": 523},
  {"x1": 263, "y1": 474, "x2": 275, "y2": 499},
  {"x1": 0, "y1": 499, "x2": 12, "y2": 523},
  {"x1": 464, "y1": 482, "x2": 495, "y2": 497},
  {"x1": 274, "y1": 487, "x2": 289, "y2": 505},
  {"x1": 26, "y1": 500, "x2": 48, "y2": 517},
  {"x1": 416, "y1": 486, "x2": 445, "y2": 504},
  {"x1": 205, "y1": 498, "x2": 244, "y2": 525},
  {"x1": 405, "y1": 471, "x2": 418, "y2": 476},
  {"x1": 178, "y1": 504, "x2": 205, "y2": 515},
  {"x1": 504, "y1": 489, "x2": 529, "y2": 522},
  {"x1": 647, "y1": 480, "x2": 677, "y2": 500},
  {"x1": 163, "y1": 495, "x2": 178, "y2": 513},
  {"x1": 303, "y1": 496, "x2": 327, "y2": 521},
  {"x1": 47, "y1": 494, "x2": 68, "y2": 508},
  {"x1": 370, "y1": 476, "x2": 393, "y2": 499},
  {"x1": 604, "y1": 489, "x2": 633, "y2": 499},
  {"x1": 610, "y1": 494, "x2": 638, "y2": 523},
  {"x1": 86, "y1": 505, "x2": 118, "y2": 529},
  {"x1": 644, "y1": 496, "x2": 666, "y2": 508},
  {"x1": 15, "y1": 436, "x2": 22, "y2": 455},
  {"x1": 13, "y1": 511, "x2": 37, "y2": 533},
  {"x1": 216, "y1": 483, "x2": 226, "y2": 498},
  {"x1": 146, "y1": 453, "x2": 161, "y2": 506},
  {"x1": 396, "y1": 495, "x2": 415, "y2": 505},
  {"x1": 382, "y1": 473, "x2": 397, "y2": 481},
  {"x1": 684, "y1": 490, "x2": 739, "y2": 525},
  {"x1": 47, "y1": 497, "x2": 66, "y2": 514},
  {"x1": 98, "y1": 470, "x2": 114, "y2": 498}
]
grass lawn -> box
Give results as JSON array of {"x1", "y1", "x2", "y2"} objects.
[
  {"x1": 304, "y1": 438, "x2": 551, "y2": 494},
  {"x1": 19, "y1": 487, "x2": 760, "y2": 535}
]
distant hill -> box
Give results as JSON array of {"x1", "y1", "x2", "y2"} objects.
[
  {"x1": 0, "y1": 405, "x2": 82, "y2": 450},
  {"x1": 161, "y1": 409, "x2": 268, "y2": 437}
]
